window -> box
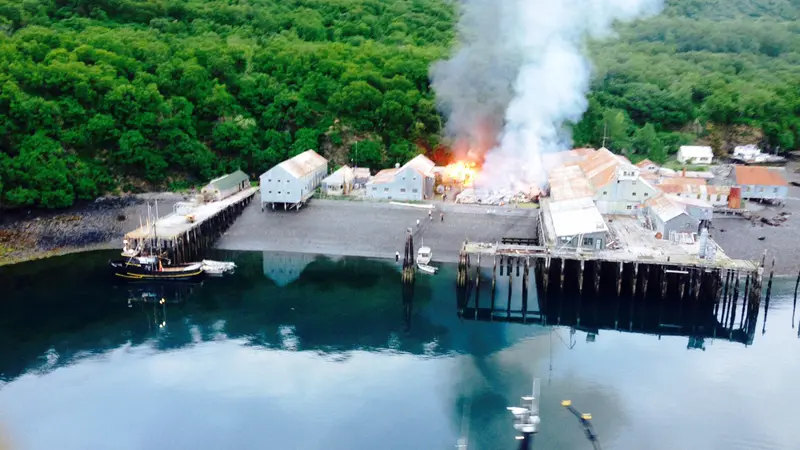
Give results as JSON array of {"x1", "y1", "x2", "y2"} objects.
[
  {"x1": 268, "y1": 179, "x2": 272, "y2": 182},
  {"x1": 603, "y1": 191, "x2": 607, "y2": 195},
  {"x1": 269, "y1": 191, "x2": 272, "y2": 194},
  {"x1": 400, "y1": 188, "x2": 406, "y2": 192},
  {"x1": 706, "y1": 195, "x2": 711, "y2": 201},
  {"x1": 759, "y1": 187, "x2": 764, "y2": 193},
  {"x1": 745, "y1": 186, "x2": 751, "y2": 192},
  {"x1": 278, "y1": 191, "x2": 282, "y2": 194},
  {"x1": 583, "y1": 237, "x2": 593, "y2": 246},
  {"x1": 412, "y1": 188, "x2": 418, "y2": 193},
  {"x1": 372, "y1": 187, "x2": 377, "y2": 191},
  {"x1": 697, "y1": 194, "x2": 701, "y2": 199},
  {"x1": 644, "y1": 192, "x2": 649, "y2": 197},
  {"x1": 626, "y1": 205, "x2": 632, "y2": 210},
  {"x1": 773, "y1": 187, "x2": 779, "y2": 193},
  {"x1": 384, "y1": 188, "x2": 389, "y2": 192},
  {"x1": 716, "y1": 195, "x2": 721, "y2": 202},
  {"x1": 413, "y1": 177, "x2": 417, "y2": 181},
  {"x1": 632, "y1": 192, "x2": 637, "y2": 196}
]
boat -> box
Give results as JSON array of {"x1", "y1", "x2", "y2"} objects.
[
  {"x1": 110, "y1": 255, "x2": 205, "y2": 281},
  {"x1": 416, "y1": 244, "x2": 432, "y2": 265},
  {"x1": 201, "y1": 259, "x2": 236, "y2": 277},
  {"x1": 416, "y1": 244, "x2": 438, "y2": 274},
  {"x1": 417, "y1": 263, "x2": 438, "y2": 274}
]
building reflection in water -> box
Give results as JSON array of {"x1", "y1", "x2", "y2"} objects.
[{"x1": 262, "y1": 251, "x2": 315, "y2": 287}]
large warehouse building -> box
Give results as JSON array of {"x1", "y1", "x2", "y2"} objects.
[{"x1": 259, "y1": 150, "x2": 328, "y2": 210}]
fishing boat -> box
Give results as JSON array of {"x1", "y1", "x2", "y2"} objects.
[
  {"x1": 416, "y1": 244, "x2": 438, "y2": 274},
  {"x1": 110, "y1": 255, "x2": 205, "y2": 281}
]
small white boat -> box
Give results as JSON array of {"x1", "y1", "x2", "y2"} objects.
[
  {"x1": 201, "y1": 260, "x2": 237, "y2": 277},
  {"x1": 416, "y1": 245, "x2": 432, "y2": 265},
  {"x1": 417, "y1": 263, "x2": 438, "y2": 274},
  {"x1": 416, "y1": 244, "x2": 437, "y2": 274}
]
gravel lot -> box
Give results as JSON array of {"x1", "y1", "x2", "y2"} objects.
[{"x1": 216, "y1": 199, "x2": 539, "y2": 263}]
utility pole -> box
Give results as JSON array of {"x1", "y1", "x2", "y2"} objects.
[{"x1": 601, "y1": 121, "x2": 608, "y2": 149}]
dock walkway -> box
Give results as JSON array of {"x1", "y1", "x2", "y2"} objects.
[{"x1": 125, "y1": 187, "x2": 257, "y2": 263}]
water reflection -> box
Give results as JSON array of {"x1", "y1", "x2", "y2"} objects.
[{"x1": 1, "y1": 251, "x2": 799, "y2": 450}]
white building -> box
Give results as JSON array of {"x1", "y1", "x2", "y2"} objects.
[
  {"x1": 322, "y1": 165, "x2": 354, "y2": 196},
  {"x1": 677, "y1": 146, "x2": 713, "y2": 165},
  {"x1": 733, "y1": 144, "x2": 768, "y2": 163},
  {"x1": 366, "y1": 155, "x2": 435, "y2": 201},
  {"x1": 260, "y1": 150, "x2": 328, "y2": 210},
  {"x1": 542, "y1": 197, "x2": 608, "y2": 250}
]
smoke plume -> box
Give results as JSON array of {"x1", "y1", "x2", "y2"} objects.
[{"x1": 431, "y1": 0, "x2": 663, "y2": 191}]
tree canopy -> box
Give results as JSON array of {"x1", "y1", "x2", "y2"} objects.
[{"x1": 0, "y1": 0, "x2": 797, "y2": 208}]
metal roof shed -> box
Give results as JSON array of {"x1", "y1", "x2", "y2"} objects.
[
  {"x1": 546, "y1": 198, "x2": 608, "y2": 250},
  {"x1": 201, "y1": 170, "x2": 250, "y2": 202}
]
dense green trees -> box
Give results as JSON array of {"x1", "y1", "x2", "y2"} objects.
[
  {"x1": 0, "y1": 0, "x2": 451, "y2": 208},
  {"x1": 0, "y1": 0, "x2": 798, "y2": 208},
  {"x1": 575, "y1": 1, "x2": 800, "y2": 157}
]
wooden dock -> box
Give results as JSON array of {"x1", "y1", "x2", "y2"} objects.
[
  {"x1": 125, "y1": 187, "x2": 257, "y2": 263},
  {"x1": 456, "y1": 238, "x2": 765, "y2": 311}
]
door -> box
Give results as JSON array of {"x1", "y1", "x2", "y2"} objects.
[{"x1": 595, "y1": 238, "x2": 602, "y2": 250}]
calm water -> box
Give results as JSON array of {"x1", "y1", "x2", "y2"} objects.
[{"x1": 1, "y1": 251, "x2": 799, "y2": 450}]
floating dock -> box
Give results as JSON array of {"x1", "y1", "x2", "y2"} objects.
[{"x1": 125, "y1": 187, "x2": 257, "y2": 263}]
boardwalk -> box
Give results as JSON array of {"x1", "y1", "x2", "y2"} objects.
[{"x1": 126, "y1": 187, "x2": 257, "y2": 240}]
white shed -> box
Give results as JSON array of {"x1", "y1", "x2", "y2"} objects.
[
  {"x1": 677, "y1": 146, "x2": 713, "y2": 165},
  {"x1": 322, "y1": 165, "x2": 355, "y2": 196},
  {"x1": 260, "y1": 150, "x2": 328, "y2": 210}
]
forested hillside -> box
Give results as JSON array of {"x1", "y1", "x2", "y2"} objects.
[{"x1": 0, "y1": 0, "x2": 798, "y2": 208}]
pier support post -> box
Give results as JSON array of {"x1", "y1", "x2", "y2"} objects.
[
  {"x1": 616, "y1": 262, "x2": 623, "y2": 297},
  {"x1": 578, "y1": 260, "x2": 585, "y2": 295},
  {"x1": 632, "y1": 263, "x2": 639, "y2": 299}
]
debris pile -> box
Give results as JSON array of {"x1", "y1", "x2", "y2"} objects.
[
  {"x1": 455, "y1": 187, "x2": 540, "y2": 205},
  {"x1": 758, "y1": 211, "x2": 791, "y2": 227}
]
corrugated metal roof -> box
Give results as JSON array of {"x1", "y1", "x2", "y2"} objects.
[
  {"x1": 734, "y1": 166, "x2": 788, "y2": 187},
  {"x1": 667, "y1": 194, "x2": 712, "y2": 209},
  {"x1": 548, "y1": 198, "x2": 608, "y2": 237},
  {"x1": 323, "y1": 165, "x2": 354, "y2": 184},
  {"x1": 577, "y1": 148, "x2": 631, "y2": 189},
  {"x1": 645, "y1": 193, "x2": 688, "y2": 222},
  {"x1": 205, "y1": 170, "x2": 249, "y2": 191},
  {"x1": 635, "y1": 159, "x2": 657, "y2": 169},
  {"x1": 369, "y1": 168, "x2": 399, "y2": 184},
  {"x1": 548, "y1": 165, "x2": 595, "y2": 201},
  {"x1": 661, "y1": 177, "x2": 707, "y2": 186},
  {"x1": 353, "y1": 167, "x2": 370, "y2": 178},
  {"x1": 657, "y1": 183, "x2": 731, "y2": 197},
  {"x1": 278, "y1": 150, "x2": 327, "y2": 179},
  {"x1": 403, "y1": 154, "x2": 435, "y2": 176}
]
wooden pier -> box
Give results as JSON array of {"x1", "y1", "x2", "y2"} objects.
[
  {"x1": 455, "y1": 239, "x2": 766, "y2": 346},
  {"x1": 124, "y1": 187, "x2": 257, "y2": 263},
  {"x1": 456, "y1": 237, "x2": 766, "y2": 330}
]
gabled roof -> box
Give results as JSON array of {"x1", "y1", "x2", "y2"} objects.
[
  {"x1": 369, "y1": 168, "x2": 399, "y2": 184},
  {"x1": 657, "y1": 183, "x2": 730, "y2": 197},
  {"x1": 548, "y1": 165, "x2": 595, "y2": 201},
  {"x1": 276, "y1": 150, "x2": 327, "y2": 179},
  {"x1": 206, "y1": 170, "x2": 249, "y2": 191},
  {"x1": 667, "y1": 194, "x2": 712, "y2": 209},
  {"x1": 734, "y1": 166, "x2": 788, "y2": 187},
  {"x1": 645, "y1": 193, "x2": 690, "y2": 222},
  {"x1": 403, "y1": 154, "x2": 435, "y2": 176},
  {"x1": 323, "y1": 165, "x2": 354, "y2": 184},
  {"x1": 635, "y1": 159, "x2": 657, "y2": 169},
  {"x1": 660, "y1": 177, "x2": 707, "y2": 186},
  {"x1": 577, "y1": 148, "x2": 631, "y2": 189}
]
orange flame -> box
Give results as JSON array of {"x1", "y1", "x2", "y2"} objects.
[{"x1": 443, "y1": 160, "x2": 478, "y2": 187}]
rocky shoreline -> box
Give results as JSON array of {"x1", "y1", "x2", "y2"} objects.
[{"x1": 0, "y1": 194, "x2": 183, "y2": 266}]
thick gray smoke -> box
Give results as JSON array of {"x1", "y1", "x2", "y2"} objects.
[{"x1": 431, "y1": 0, "x2": 663, "y2": 191}]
